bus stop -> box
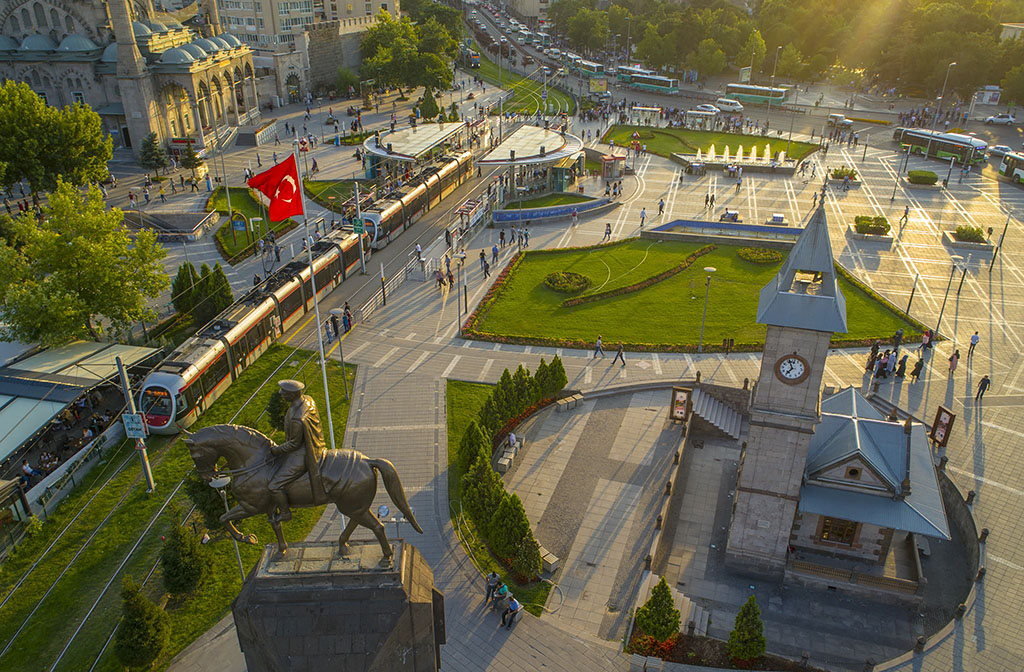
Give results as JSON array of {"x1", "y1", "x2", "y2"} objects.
[
  {"x1": 631, "y1": 106, "x2": 662, "y2": 127},
  {"x1": 476, "y1": 124, "x2": 585, "y2": 205},
  {"x1": 361, "y1": 122, "x2": 469, "y2": 181}
]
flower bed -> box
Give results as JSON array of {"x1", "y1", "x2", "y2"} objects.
[
  {"x1": 543, "y1": 271, "x2": 591, "y2": 294},
  {"x1": 628, "y1": 631, "x2": 830, "y2": 671},
  {"x1": 562, "y1": 245, "x2": 716, "y2": 307},
  {"x1": 854, "y1": 215, "x2": 891, "y2": 236},
  {"x1": 736, "y1": 247, "x2": 783, "y2": 264}
]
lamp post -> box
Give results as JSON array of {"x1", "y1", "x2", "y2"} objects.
[
  {"x1": 697, "y1": 266, "x2": 717, "y2": 353},
  {"x1": 890, "y1": 145, "x2": 910, "y2": 201},
  {"x1": 926, "y1": 62, "x2": 956, "y2": 158},
  {"x1": 990, "y1": 211, "x2": 1012, "y2": 271},
  {"x1": 765, "y1": 46, "x2": 782, "y2": 132},
  {"x1": 328, "y1": 308, "x2": 350, "y2": 400},
  {"x1": 956, "y1": 253, "x2": 971, "y2": 295},
  {"x1": 935, "y1": 255, "x2": 963, "y2": 336},
  {"x1": 624, "y1": 16, "x2": 631, "y2": 67},
  {"x1": 210, "y1": 475, "x2": 245, "y2": 583}
]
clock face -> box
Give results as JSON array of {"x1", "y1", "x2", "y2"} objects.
[{"x1": 775, "y1": 355, "x2": 810, "y2": 384}]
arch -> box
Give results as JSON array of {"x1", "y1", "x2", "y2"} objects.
[
  {"x1": 196, "y1": 80, "x2": 210, "y2": 128},
  {"x1": 285, "y1": 73, "x2": 300, "y2": 104},
  {"x1": 64, "y1": 15, "x2": 72, "y2": 33},
  {"x1": 48, "y1": 8, "x2": 58, "y2": 32},
  {"x1": 31, "y1": 69, "x2": 40, "y2": 85},
  {"x1": 244, "y1": 62, "x2": 253, "y2": 78},
  {"x1": 9, "y1": 15, "x2": 19, "y2": 32},
  {"x1": 158, "y1": 82, "x2": 191, "y2": 139},
  {"x1": 48, "y1": 27, "x2": 56, "y2": 42},
  {"x1": 33, "y1": 3, "x2": 45, "y2": 27},
  {"x1": 20, "y1": 8, "x2": 30, "y2": 29}
]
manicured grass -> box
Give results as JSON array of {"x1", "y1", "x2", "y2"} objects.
[
  {"x1": 468, "y1": 240, "x2": 921, "y2": 350},
  {"x1": 584, "y1": 158, "x2": 602, "y2": 174},
  {"x1": 601, "y1": 125, "x2": 819, "y2": 162},
  {"x1": 0, "y1": 345, "x2": 354, "y2": 672},
  {"x1": 471, "y1": 41, "x2": 575, "y2": 115},
  {"x1": 506, "y1": 192, "x2": 594, "y2": 209},
  {"x1": 207, "y1": 187, "x2": 298, "y2": 264},
  {"x1": 446, "y1": 380, "x2": 552, "y2": 617},
  {"x1": 304, "y1": 179, "x2": 354, "y2": 212}
]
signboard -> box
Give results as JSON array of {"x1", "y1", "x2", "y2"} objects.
[
  {"x1": 541, "y1": 88, "x2": 548, "y2": 100},
  {"x1": 589, "y1": 77, "x2": 607, "y2": 94},
  {"x1": 739, "y1": 66, "x2": 752, "y2": 83},
  {"x1": 231, "y1": 211, "x2": 247, "y2": 232},
  {"x1": 670, "y1": 387, "x2": 691, "y2": 421},
  {"x1": 122, "y1": 413, "x2": 147, "y2": 439},
  {"x1": 930, "y1": 405, "x2": 956, "y2": 447},
  {"x1": 353, "y1": 218, "x2": 365, "y2": 233}
]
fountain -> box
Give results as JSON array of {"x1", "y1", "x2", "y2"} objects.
[
  {"x1": 723, "y1": 147, "x2": 731, "y2": 163},
  {"x1": 696, "y1": 148, "x2": 702, "y2": 162},
  {"x1": 764, "y1": 143, "x2": 771, "y2": 163},
  {"x1": 737, "y1": 146, "x2": 744, "y2": 162},
  {"x1": 749, "y1": 145, "x2": 757, "y2": 162},
  {"x1": 707, "y1": 144, "x2": 716, "y2": 162},
  {"x1": 778, "y1": 150, "x2": 786, "y2": 164}
]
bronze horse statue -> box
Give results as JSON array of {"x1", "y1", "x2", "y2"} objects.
[{"x1": 183, "y1": 424, "x2": 422, "y2": 562}]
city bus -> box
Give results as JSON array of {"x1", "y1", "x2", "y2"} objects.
[
  {"x1": 892, "y1": 127, "x2": 988, "y2": 165},
  {"x1": 536, "y1": 31, "x2": 551, "y2": 46},
  {"x1": 617, "y1": 65, "x2": 656, "y2": 83},
  {"x1": 519, "y1": 30, "x2": 533, "y2": 44},
  {"x1": 579, "y1": 60, "x2": 604, "y2": 77},
  {"x1": 724, "y1": 83, "x2": 789, "y2": 104},
  {"x1": 1000, "y1": 151, "x2": 1024, "y2": 183},
  {"x1": 563, "y1": 52, "x2": 582, "y2": 71},
  {"x1": 630, "y1": 74, "x2": 679, "y2": 94}
]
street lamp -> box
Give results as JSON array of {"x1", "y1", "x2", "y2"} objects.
[
  {"x1": 935, "y1": 255, "x2": 963, "y2": 336},
  {"x1": 698, "y1": 266, "x2": 717, "y2": 353},
  {"x1": 210, "y1": 475, "x2": 245, "y2": 583},
  {"x1": 625, "y1": 16, "x2": 631, "y2": 67},
  {"x1": 926, "y1": 62, "x2": 956, "y2": 158},
  {"x1": 328, "y1": 308, "x2": 350, "y2": 400},
  {"x1": 765, "y1": 46, "x2": 782, "y2": 132}
]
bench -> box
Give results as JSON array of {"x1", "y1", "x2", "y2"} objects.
[
  {"x1": 719, "y1": 210, "x2": 742, "y2": 223},
  {"x1": 556, "y1": 394, "x2": 584, "y2": 412},
  {"x1": 538, "y1": 545, "x2": 560, "y2": 572}
]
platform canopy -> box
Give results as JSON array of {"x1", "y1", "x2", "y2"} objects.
[
  {"x1": 477, "y1": 125, "x2": 584, "y2": 166},
  {"x1": 361, "y1": 122, "x2": 468, "y2": 162}
]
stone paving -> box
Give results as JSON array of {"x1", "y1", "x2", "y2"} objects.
[{"x1": 167, "y1": 108, "x2": 1024, "y2": 671}]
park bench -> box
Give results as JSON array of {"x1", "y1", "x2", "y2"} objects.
[
  {"x1": 538, "y1": 545, "x2": 560, "y2": 572},
  {"x1": 556, "y1": 393, "x2": 584, "y2": 412},
  {"x1": 719, "y1": 209, "x2": 742, "y2": 223},
  {"x1": 765, "y1": 213, "x2": 786, "y2": 226},
  {"x1": 496, "y1": 438, "x2": 522, "y2": 473}
]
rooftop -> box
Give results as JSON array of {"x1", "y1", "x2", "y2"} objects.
[
  {"x1": 477, "y1": 124, "x2": 584, "y2": 166},
  {"x1": 361, "y1": 122, "x2": 467, "y2": 162}
]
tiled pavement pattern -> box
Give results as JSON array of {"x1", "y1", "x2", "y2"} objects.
[{"x1": 170, "y1": 127, "x2": 1024, "y2": 671}]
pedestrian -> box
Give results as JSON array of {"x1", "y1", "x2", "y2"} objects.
[
  {"x1": 485, "y1": 571, "x2": 500, "y2": 602},
  {"x1": 491, "y1": 243, "x2": 499, "y2": 264},
  {"x1": 435, "y1": 268, "x2": 445, "y2": 289},
  {"x1": 571, "y1": 208, "x2": 578, "y2": 226},
  {"x1": 593, "y1": 335, "x2": 605, "y2": 359},
  {"x1": 447, "y1": 268, "x2": 455, "y2": 286},
  {"x1": 704, "y1": 193, "x2": 710, "y2": 209},
  {"x1": 639, "y1": 208, "x2": 646, "y2": 228},
  {"x1": 499, "y1": 229, "x2": 506, "y2": 247},
  {"x1": 415, "y1": 243, "x2": 422, "y2": 261},
  {"x1": 602, "y1": 222, "x2": 612, "y2": 242},
  {"x1": 158, "y1": 186, "x2": 166, "y2": 203},
  {"x1": 910, "y1": 358, "x2": 924, "y2": 382},
  {"x1": 968, "y1": 331, "x2": 979, "y2": 359},
  {"x1": 867, "y1": 341, "x2": 880, "y2": 371},
  {"x1": 893, "y1": 328, "x2": 903, "y2": 351},
  {"x1": 143, "y1": 186, "x2": 151, "y2": 205},
  {"x1": 900, "y1": 205, "x2": 909, "y2": 226},
  {"x1": 613, "y1": 341, "x2": 626, "y2": 367},
  {"x1": 483, "y1": 260, "x2": 490, "y2": 278},
  {"x1": 948, "y1": 349, "x2": 960, "y2": 374},
  {"x1": 658, "y1": 198, "x2": 665, "y2": 216},
  {"x1": 976, "y1": 374, "x2": 991, "y2": 401},
  {"x1": 170, "y1": 180, "x2": 176, "y2": 195},
  {"x1": 257, "y1": 152, "x2": 262, "y2": 167},
  {"x1": 330, "y1": 314, "x2": 340, "y2": 338},
  {"x1": 180, "y1": 174, "x2": 185, "y2": 188},
  {"x1": 886, "y1": 349, "x2": 897, "y2": 375},
  {"x1": 524, "y1": 227, "x2": 530, "y2": 247},
  {"x1": 253, "y1": 273, "x2": 261, "y2": 286},
  {"x1": 479, "y1": 249, "x2": 486, "y2": 272},
  {"x1": 501, "y1": 596, "x2": 522, "y2": 630},
  {"x1": 895, "y1": 354, "x2": 908, "y2": 378},
  {"x1": 919, "y1": 329, "x2": 931, "y2": 350},
  {"x1": 709, "y1": 194, "x2": 715, "y2": 208}
]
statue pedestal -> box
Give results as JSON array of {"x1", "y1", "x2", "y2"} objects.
[{"x1": 232, "y1": 541, "x2": 444, "y2": 672}]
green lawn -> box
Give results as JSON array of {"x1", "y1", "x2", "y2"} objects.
[
  {"x1": 304, "y1": 179, "x2": 354, "y2": 212},
  {"x1": 446, "y1": 380, "x2": 552, "y2": 617},
  {"x1": 467, "y1": 240, "x2": 921, "y2": 351},
  {"x1": 506, "y1": 193, "x2": 594, "y2": 209},
  {"x1": 207, "y1": 187, "x2": 299, "y2": 264},
  {"x1": 0, "y1": 345, "x2": 354, "y2": 672},
  {"x1": 601, "y1": 125, "x2": 819, "y2": 163},
  {"x1": 471, "y1": 41, "x2": 576, "y2": 115}
]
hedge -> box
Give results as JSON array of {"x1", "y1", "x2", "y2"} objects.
[
  {"x1": 955, "y1": 225, "x2": 986, "y2": 243},
  {"x1": 562, "y1": 245, "x2": 716, "y2": 307},
  {"x1": 737, "y1": 247, "x2": 783, "y2": 264},
  {"x1": 544, "y1": 271, "x2": 591, "y2": 294},
  {"x1": 830, "y1": 166, "x2": 858, "y2": 180},
  {"x1": 853, "y1": 215, "x2": 891, "y2": 235},
  {"x1": 907, "y1": 170, "x2": 938, "y2": 185}
]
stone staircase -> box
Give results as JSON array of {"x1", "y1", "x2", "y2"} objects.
[
  {"x1": 690, "y1": 388, "x2": 742, "y2": 440},
  {"x1": 633, "y1": 572, "x2": 710, "y2": 638}
]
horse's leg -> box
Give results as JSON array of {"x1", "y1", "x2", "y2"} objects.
[
  {"x1": 337, "y1": 512, "x2": 360, "y2": 555},
  {"x1": 352, "y1": 509, "x2": 392, "y2": 565},
  {"x1": 221, "y1": 504, "x2": 259, "y2": 546},
  {"x1": 271, "y1": 519, "x2": 288, "y2": 555}
]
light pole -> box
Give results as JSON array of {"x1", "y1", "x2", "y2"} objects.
[
  {"x1": 210, "y1": 475, "x2": 245, "y2": 583},
  {"x1": 624, "y1": 17, "x2": 631, "y2": 67},
  {"x1": 935, "y1": 255, "x2": 963, "y2": 336},
  {"x1": 697, "y1": 266, "x2": 716, "y2": 353},
  {"x1": 925, "y1": 62, "x2": 956, "y2": 158},
  {"x1": 890, "y1": 145, "x2": 910, "y2": 201},
  {"x1": 990, "y1": 211, "x2": 1012, "y2": 271},
  {"x1": 328, "y1": 308, "x2": 350, "y2": 400},
  {"x1": 765, "y1": 46, "x2": 782, "y2": 132},
  {"x1": 956, "y1": 253, "x2": 971, "y2": 295}
]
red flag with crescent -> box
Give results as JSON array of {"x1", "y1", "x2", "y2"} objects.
[{"x1": 247, "y1": 155, "x2": 304, "y2": 222}]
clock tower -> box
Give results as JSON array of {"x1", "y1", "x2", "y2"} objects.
[{"x1": 726, "y1": 203, "x2": 847, "y2": 577}]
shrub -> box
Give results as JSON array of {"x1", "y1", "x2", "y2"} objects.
[
  {"x1": 488, "y1": 492, "x2": 532, "y2": 561},
  {"x1": 543, "y1": 270, "x2": 591, "y2": 294},
  {"x1": 955, "y1": 225, "x2": 986, "y2": 243},
  {"x1": 548, "y1": 355, "x2": 568, "y2": 395},
  {"x1": 737, "y1": 247, "x2": 783, "y2": 264},
  {"x1": 114, "y1": 575, "x2": 170, "y2": 670},
  {"x1": 462, "y1": 453, "x2": 505, "y2": 529},
  {"x1": 161, "y1": 509, "x2": 211, "y2": 595},
  {"x1": 183, "y1": 472, "x2": 228, "y2": 532},
  {"x1": 830, "y1": 166, "x2": 857, "y2": 180},
  {"x1": 534, "y1": 359, "x2": 551, "y2": 398},
  {"x1": 509, "y1": 535, "x2": 542, "y2": 582},
  {"x1": 634, "y1": 576, "x2": 681, "y2": 643},
  {"x1": 458, "y1": 420, "x2": 491, "y2": 473},
  {"x1": 853, "y1": 215, "x2": 891, "y2": 235},
  {"x1": 907, "y1": 170, "x2": 938, "y2": 185},
  {"x1": 727, "y1": 594, "x2": 767, "y2": 664}
]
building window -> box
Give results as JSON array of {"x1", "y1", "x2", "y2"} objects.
[
  {"x1": 820, "y1": 517, "x2": 857, "y2": 545},
  {"x1": 379, "y1": 2, "x2": 386, "y2": 9},
  {"x1": 33, "y1": 3, "x2": 46, "y2": 28},
  {"x1": 72, "y1": 91, "x2": 85, "y2": 104},
  {"x1": 845, "y1": 467, "x2": 861, "y2": 480},
  {"x1": 36, "y1": 91, "x2": 47, "y2": 105}
]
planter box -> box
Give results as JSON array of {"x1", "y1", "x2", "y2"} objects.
[
  {"x1": 846, "y1": 223, "x2": 893, "y2": 243},
  {"x1": 828, "y1": 177, "x2": 862, "y2": 188},
  {"x1": 942, "y1": 230, "x2": 994, "y2": 251},
  {"x1": 902, "y1": 176, "x2": 941, "y2": 188}
]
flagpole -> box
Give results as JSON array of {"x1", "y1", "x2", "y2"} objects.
[{"x1": 292, "y1": 144, "x2": 338, "y2": 454}]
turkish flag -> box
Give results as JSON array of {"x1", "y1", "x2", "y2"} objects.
[{"x1": 247, "y1": 155, "x2": 304, "y2": 222}]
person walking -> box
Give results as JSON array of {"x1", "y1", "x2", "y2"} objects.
[
  {"x1": 893, "y1": 328, "x2": 903, "y2": 351},
  {"x1": 593, "y1": 335, "x2": 605, "y2": 359},
  {"x1": 158, "y1": 186, "x2": 166, "y2": 203},
  {"x1": 899, "y1": 205, "x2": 909, "y2": 226},
  {"x1": 571, "y1": 208, "x2": 578, "y2": 226},
  {"x1": 639, "y1": 208, "x2": 646, "y2": 228},
  {"x1": 709, "y1": 194, "x2": 715, "y2": 209},
  {"x1": 976, "y1": 375, "x2": 991, "y2": 401},
  {"x1": 658, "y1": 198, "x2": 665, "y2": 216},
  {"x1": 948, "y1": 349, "x2": 960, "y2": 374},
  {"x1": 602, "y1": 222, "x2": 612, "y2": 242},
  {"x1": 499, "y1": 229, "x2": 506, "y2": 248},
  {"x1": 483, "y1": 260, "x2": 491, "y2": 278},
  {"x1": 613, "y1": 341, "x2": 626, "y2": 367},
  {"x1": 492, "y1": 244, "x2": 499, "y2": 264},
  {"x1": 910, "y1": 358, "x2": 924, "y2": 382},
  {"x1": 968, "y1": 331, "x2": 979, "y2": 359},
  {"x1": 479, "y1": 249, "x2": 486, "y2": 272},
  {"x1": 485, "y1": 571, "x2": 501, "y2": 602},
  {"x1": 895, "y1": 353, "x2": 908, "y2": 378},
  {"x1": 704, "y1": 193, "x2": 710, "y2": 209}
]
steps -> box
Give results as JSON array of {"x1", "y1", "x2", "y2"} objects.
[
  {"x1": 690, "y1": 389, "x2": 742, "y2": 440},
  {"x1": 633, "y1": 572, "x2": 710, "y2": 638}
]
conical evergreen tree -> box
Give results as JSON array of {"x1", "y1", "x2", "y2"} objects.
[
  {"x1": 139, "y1": 132, "x2": 170, "y2": 174},
  {"x1": 461, "y1": 452, "x2": 505, "y2": 529},
  {"x1": 458, "y1": 420, "x2": 490, "y2": 473},
  {"x1": 510, "y1": 535, "x2": 542, "y2": 581},
  {"x1": 496, "y1": 368, "x2": 515, "y2": 417},
  {"x1": 114, "y1": 575, "x2": 169, "y2": 670},
  {"x1": 478, "y1": 395, "x2": 500, "y2": 435},
  {"x1": 727, "y1": 594, "x2": 767, "y2": 664},
  {"x1": 534, "y1": 359, "x2": 551, "y2": 400},
  {"x1": 191, "y1": 263, "x2": 215, "y2": 327},
  {"x1": 170, "y1": 262, "x2": 199, "y2": 315},
  {"x1": 179, "y1": 138, "x2": 205, "y2": 177},
  {"x1": 548, "y1": 355, "x2": 568, "y2": 395},
  {"x1": 161, "y1": 508, "x2": 211, "y2": 595},
  {"x1": 420, "y1": 88, "x2": 440, "y2": 120},
  {"x1": 210, "y1": 263, "x2": 234, "y2": 314},
  {"x1": 512, "y1": 365, "x2": 533, "y2": 411},
  {"x1": 488, "y1": 492, "x2": 532, "y2": 560},
  {"x1": 634, "y1": 576, "x2": 681, "y2": 642}
]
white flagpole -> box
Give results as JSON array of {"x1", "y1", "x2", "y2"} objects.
[{"x1": 292, "y1": 141, "x2": 338, "y2": 454}]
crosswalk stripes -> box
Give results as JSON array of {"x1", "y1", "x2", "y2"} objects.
[
  {"x1": 652, "y1": 353, "x2": 662, "y2": 375},
  {"x1": 479, "y1": 358, "x2": 494, "y2": 381},
  {"x1": 441, "y1": 354, "x2": 462, "y2": 378},
  {"x1": 406, "y1": 351, "x2": 429, "y2": 373},
  {"x1": 346, "y1": 341, "x2": 370, "y2": 360},
  {"x1": 373, "y1": 346, "x2": 399, "y2": 368},
  {"x1": 584, "y1": 366, "x2": 592, "y2": 384}
]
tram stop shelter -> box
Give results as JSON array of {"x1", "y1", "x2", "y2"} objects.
[
  {"x1": 632, "y1": 106, "x2": 662, "y2": 127},
  {"x1": 361, "y1": 122, "x2": 469, "y2": 181},
  {"x1": 476, "y1": 125, "x2": 585, "y2": 205}
]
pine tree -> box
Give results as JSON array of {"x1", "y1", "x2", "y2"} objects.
[
  {"x1": 170, "y1": 262, "x2": 199, "y2": 315},
  {"x1": 478, "y1": 395, "x2": 500, "y2": 435},
  {"x1": 420, "y1": 88, "x2": 440, "y2": 120},
  {"x1": 461, "y1": 453, "x2": 505, "y2": 529},
  {"x1": 139, "y1": 132, "x2": 170, "y2": 174},
  {"x1": 727, "y1": 595, "x2": 767, "y2": 664},
  {"x1": 210, "y1": 263, "x2": 234, "y2": 314},
  {"x1": 634, "y1": 576, "x2": 681, "y2": 643},
  {"x1": 114, "y1": 575, "x2": 170, "y2": 670},
  {"x1": 183, "y1": 472, "x2": 227, "y2": 531},
  {"x1": 161, "y1": 508, "x2": 211, "y2": 595},
  {"x1": 458, "y1": 420, "x2": 490, "y2": 473},
  {"x1": 548, "y1": 355, "x2": 568, "y2": 395},
  {"x1": 512, "y1": 365, "x2": 534, "y2": 411},
  {"x1": 497, "y1": 368, "x2": 515, "y2": 417},
  {"x1": 179, "y1": 139, "x2": 205, "y2": 177},
  {"x1": 509, "y1": 534, "x2": 542, "y2": 581},
  {"x1": 191, "y1": 263, "x2": 216, "y2": 327},
  {"x1": 535, "y1": 359, "x2": 551, "y2": 400},
  {"x1": 488, "y1": 492, "x2": 532, "y2": 560}
]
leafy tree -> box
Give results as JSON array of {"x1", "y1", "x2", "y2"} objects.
[
  {"x1": 0, "y1": 82, "x2": 112, "y2": 193},
  {"x1": 776, "y1": 43, "x2": 804, "y2": 79},
  {"x1": 742, "y1": 29, "x2": 767, "y2": 75},
  {"x1": 0, "y1": 181, "x2": 167, "y2": 346},
  {"x1": 183, "y1": 472, "x2": 227, "y2": 531},
  {"x1": 1003, "y1": 63, "x2": 1024, "y2": 107},
  {"x1": 161, "y1": 507, "x2": 211, "y2": 595},
  {"x1": 690, "y1": 38, "x2": 727, "y2": 77},
  {"x1": 458, "y1": 420, "x2": 490, "y2": 473},
  {"x1": 461, "y1": 453, "x2": 505, "y2": 529},
  {"x1": 548, "y1": 0, "x2": 589, "y2": 36},
  {"x1": 488, "y1": 492, "x2": 532, "y2": 560},
  {"x1": 634, "y1": 576, "x2": 681, "y2": 642},
  {"x1": 607, "y1": 4, "x2": 632, "y2": 45},
  {"x1": 139, "y1": 132, "x2": 170, "y2": 174},
  {"x1": 401, "y1": 0, "x2": 463, "y2": 36},
  {"x1": 727, "y1": 594, "x2": 767, "y2": 664},
  {"x1": 449, "y1": 101, "x2": 458, "y2": 120},
  {"x1": 420, "y1": 87, "x2": 440, "y2": 120},
  {"x1": 509, "y1": 535, "x2": 542, "y2": 581},
  {"x1": 114, "y1": 575, "x2": 169, "y2": 670},
  {"x1": 568, "y1": 8, "x2": 609, "y2": 55},
  {"x1": 548, "y1": 355, "x2": 568, "y2": 395},
  {"x1": 170, "y1": 261, "x2": 200, "y2": 315},
  {"x1": 419, "y1": 17, "x2": 459, "y2": 60},
  {"x1": 179, "y1": 139, "x2": 205, "y2": 177},
  {"x1": 337, "y1": 67, "x2": 360, "y2": 97}
]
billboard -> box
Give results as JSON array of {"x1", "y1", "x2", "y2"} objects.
[
  {"x1": 589, "y1": 77, "x2": 608, "y2": 94},
  {"x1": 739, "y1": 66, "x2": 751, "y2": 83}
]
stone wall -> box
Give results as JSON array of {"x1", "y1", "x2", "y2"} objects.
[
  {"x1": 790, "y1": 513, "x2": 891, "y2": 563},
  {"x1": 302, "y1": 16, "x2": 377, "y2": 94}
]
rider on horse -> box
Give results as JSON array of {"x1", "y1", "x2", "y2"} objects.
[{"x1": 269, "y1": 379, "x2": 328, "y2": 522}]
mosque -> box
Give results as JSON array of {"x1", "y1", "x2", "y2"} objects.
[{"x1": 0, "y1": 0, "x2": 261, "y2": 157}]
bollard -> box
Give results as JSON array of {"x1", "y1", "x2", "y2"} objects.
[
  {"x1": 655, "y1": 514, "x2": 663, "y2": 530},
  {"x1": 938, "y1": 456, "x2": 948, "y2": 471},
  {"x1": 687, "y1": 620, "x2": 695, "y2": 636},
  {"x1": 979, "y1": 528, "x2": 989, "y2": 543},
  {"x1": 966, "y1": 490, "x2": 976, "y2": 505},
  {"x1": 914, "y1": 636, "x2": 926, "y2": 653},
  {"x1": 665, "y1": 481, "x2": 672, "y2": 496},
  {"x1": 977, "y1": 566, "x2": 986, "y2": 581},
  {"x1": 673, "y1": 451, "x2": 680, "y2": 465},
  {"x1": 644, "y1": 554, "x2": 652, "y2": 570},
  {"x1": 800, "y1": 651, "x2": 810, "y2": 667},
  {"x1": 743, "y1": 377, "x2": 749, "y2": 390},
  {"x1": 695, "y1": 370, "x2": 701, "y2": 383},
  {"x1": 955, "y1": 603, "x2": 966, "y2": 619}
]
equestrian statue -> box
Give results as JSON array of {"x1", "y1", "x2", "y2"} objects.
[{"x1": 183, "y1": 379, "x2": 422, "y2": 563}]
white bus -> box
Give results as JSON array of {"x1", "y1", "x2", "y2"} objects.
[{"x1": 1000, "y1": 151, "x2": 1024, "y2": 183}]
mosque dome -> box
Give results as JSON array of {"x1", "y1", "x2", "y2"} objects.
[
  {"x1": 159, "y1": 46, "x2": 194, "y2": 64},
  {"x1": 208, "y1": 36, "x2": 230, "y2": 50},
  {"x1": 132, "y1": 21, "x2": 152, "y2": 36},
  {"x1": 179, "y1": 43, "x2": 208, "y2": 59},
  {"x1": 192, "y1": 37, "x2": 221, "y2": 52},
  {"x1": 58, "y1": 34, "x2": 99, "y2": 51},
  {"x1": 101, "y1": 42, "x2": 118, "y2": 62},
  {"x1": 221, "y1": 34, "x2": 242, "y2": 47},
  {"x1": 20, "y1": 34, "x2": 57, "y2": 51},
  {"x1": 145, "y1": 20, "x2": 168, "y2": 32},
  {"x1": 0, "y1": 35, "x2": 19, "y2": 51}
]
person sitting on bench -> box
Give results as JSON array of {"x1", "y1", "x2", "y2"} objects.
[{"x1": 501, "y1": 596, "x2": 522, "y2": 629}]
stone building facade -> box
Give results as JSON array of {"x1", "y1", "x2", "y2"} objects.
[{"x1": 297, "y1": 14, "x2": 374, "y2": 94}]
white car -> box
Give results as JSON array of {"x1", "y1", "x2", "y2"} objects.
[
  {"x1": 989, "y1": 144, "x2": 1012, "y2": 157},
  {"x1": 695, "y1": 104, "x2": 720, "y2": 113},
  {"x1": 986, "y1": 113, "x2": 1016, "y2": 126}
]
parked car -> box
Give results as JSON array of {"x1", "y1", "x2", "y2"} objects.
[
  {"x1": 989, "y1": 144, "x2": 1012, "y2": 157},
  {"x1": 522, "y1": 55, "x2": 535, "y2": 65},
  {"x1": 715, "y1": 98, "x2": 744, "y2": 112},
  {"x1": 986, "y1": 113, "x2": 1016, "y2": 126},
  {"x1": 695, "y1": 104, "x2": 720, "y2": 113}
]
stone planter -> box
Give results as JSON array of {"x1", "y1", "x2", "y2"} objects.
[
  {"x1": 828, "y1": 177, "x2": 862, "y2": 188},
  {"x1": 902, "y1": 176, "x2": 941, "y2": 189},
  {"x1": 942, "y1": 230, "x2": 994, "y2": 252},
  {"x1": 846, "y1": 224, "x2": 893, "y2": 243}
]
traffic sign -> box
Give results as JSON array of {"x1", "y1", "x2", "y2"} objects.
[
  {"x1": 353, "y1": 218, "x2": 365, "y2": 233},
  {"x1": 541, "y1": 88, "x2": 547, "y2": 100},
  {"x1": 122, "y1": 413, "x2": 147, "y2": 439}
]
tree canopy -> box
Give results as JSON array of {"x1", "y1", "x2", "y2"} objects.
[
  {"x1": 360, "y1": 9, "x2": 456, "y2": 93},
  {"x1": 0, "y1": 181, "x2": 168, "y2": 346}
]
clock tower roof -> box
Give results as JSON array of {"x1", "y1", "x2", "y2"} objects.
[{"x1": 757, "y1": 201, "x2": 847, "y2": 333}]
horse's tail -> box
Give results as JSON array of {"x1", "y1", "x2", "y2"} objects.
[{"x1": 368, "y1": 458, "x2": 424, "y2": 534}]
